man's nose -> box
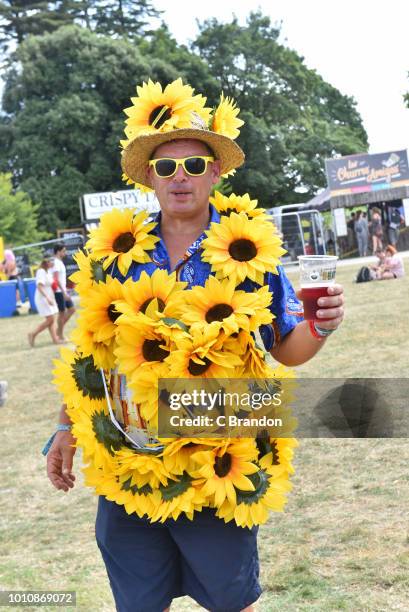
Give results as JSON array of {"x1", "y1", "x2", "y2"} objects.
[{"x1": 173, "y1": 162, "x2": 188, "y2": 181}]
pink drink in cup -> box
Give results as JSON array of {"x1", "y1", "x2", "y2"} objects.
[{"x1": 297, "y1": 256, "x2": 338, "y2": 321}]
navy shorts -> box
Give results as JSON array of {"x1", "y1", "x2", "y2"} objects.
[
  {"x1": 95, "y1": 496, "x2": 261, "y2": 612},
  {"x1": 54, "y1": 292, "x2": 74, "y2": 312}
]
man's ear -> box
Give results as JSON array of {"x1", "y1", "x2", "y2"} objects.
[{"x1": 211, "y1": 160, "x2": 221, "y2": 185}]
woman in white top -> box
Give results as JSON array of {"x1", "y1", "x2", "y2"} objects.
[{"x1": 28, "y1": 257, "x2": 62, "y2": 347}]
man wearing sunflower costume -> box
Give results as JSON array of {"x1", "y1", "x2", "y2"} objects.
[{"x1": 46, "y1": 79, "x2": 345, "y2": 612}]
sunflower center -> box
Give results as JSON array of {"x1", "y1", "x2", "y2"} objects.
[
  {"x1": 142, "y1": 339, "x2": 169, "y2": 362},
  {"x1": 188, "y1": 357, "x2": 211, "y2": 376},
  {"x1": 214, "y1": 453, "x2": 232, "y2": 477},
  {"x1": 220, "y1": 207, "x2": 237, "y2": 217},
  {"x1": 149, "y1": 105, "x2": 172, "y2": 128},
  {"x1": 228, "y1": 239, "x2": 257, "y2": 262},
  {"x1": 140, "y1": 297, "x2": 166, "y2": 314},
  {"x1": 113, "y1": 232, "x2": 136, "y2": 253},
  {"x1": 205, "y1": 303, "x2": 234, "y2": 323},
  {"x1": 107, "y1": 304, "x2": 120, "y2": 323}
]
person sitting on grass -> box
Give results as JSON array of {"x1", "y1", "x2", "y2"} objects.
[{"x1": 376, "y1": 245, "x2": 405, "y2": 280}]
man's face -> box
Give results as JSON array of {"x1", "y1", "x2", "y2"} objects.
[
  {"x1": 147, "y1": 139, "x2": 221, "y2": 219},
  {"x1": 57, "y1": 247, "x2": 66, "y2": 258}
]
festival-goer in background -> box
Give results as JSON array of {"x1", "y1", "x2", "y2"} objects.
[
  {"x1": 28, "y1": 256, "x2": 62, "y2": 347},
  {"x1": 387, "y1": 206, "x2": 404, "y2": 247},
  {"x1": 376, "y1": 245, "x2": 405, "y2": 280},
  {"x1": 369, "y1": 207, "x2": 383, "y2": 254},
  {"x1": 346, "y1": 211, "x2": 357, "y2": 250},
  {"x1": 354, "y1": 210, "x2": 369, "y2": 257},
  {"x1": 0, "y1": 248, "x2": 22, "y2": 307},
  {"x1": 51, "y1": 244, "x2": 75, "y2": 342}
]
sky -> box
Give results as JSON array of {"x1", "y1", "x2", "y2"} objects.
[{"x1": 154, "y1": 0, "x2": 409, "y2": 156}]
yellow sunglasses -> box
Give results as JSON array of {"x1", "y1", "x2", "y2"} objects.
[{"x1": 148, "y1": 156, "x2": 215, "y2": 178}]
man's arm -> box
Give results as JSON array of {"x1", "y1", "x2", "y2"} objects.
[
  {"x1": 271, "y1": 284, "x2": 345, "y2": 367},
  {"x1": 46, "y1": 404, "x2": 76, "y2": 492}
]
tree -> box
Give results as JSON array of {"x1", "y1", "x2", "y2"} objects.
[
  {"x1": 0, "y1": 1, "x2": 161, "y2": 55},
  {"x1": 93, "y1": 0, "x2": 161, "y2": 38},
  {"x1": 193, "y1": 12, "x2": 369, "y2": 206},
  {"x1": 0, "y1": 1, "x2": 71, "y2": 54},
  {"x1": 0, "y1": 25, "x2": 181, "y2": 231},
  {"x1": 0, "y1": 173, "x2": 48, "y2": 245}
]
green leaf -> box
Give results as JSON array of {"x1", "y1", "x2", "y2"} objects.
[
  {"x1": 71, "y1": 354, "x2": 105, "y2": 400},
  {"x1": 160, "y1": 317, "x2": 189, "y2": 332},
  {"x1": 236, "y1": 468, "x2": 270, "y2": 505},
  {"x1": 159, "y1": 472, "x2": 192, "y2": 502},
  {"x1": 92, "y1": 411, "x2": 124, "y2": 455}
]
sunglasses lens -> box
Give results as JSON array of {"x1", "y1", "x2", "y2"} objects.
[
  {"x1": 155, "y1": 159, "x2": 177, "y2": 177},
  {"x1": 185, "y1": 157, "x2": 207, "y2": 175}
]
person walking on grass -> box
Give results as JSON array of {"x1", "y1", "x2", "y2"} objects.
[
  {"x1": 28, "y1": 256, "x2": 62, "y2": 347},
  {"x1": 51, "y1": 243, "x2": 75, "y2": 341},
  {"x1": 354, "y1": 210, "x2": 369, "y2": 257},
  {"x1": 45, "y1": 78, "x2": 345, "y2": 612}
]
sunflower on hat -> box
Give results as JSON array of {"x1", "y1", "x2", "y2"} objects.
[{"x1": 120, "y1": 78, "x2": 245, "y2": 189}]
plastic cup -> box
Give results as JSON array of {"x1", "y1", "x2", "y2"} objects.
[{"x1": 298, "y1": 255, "x2": 338, "y2": 321}]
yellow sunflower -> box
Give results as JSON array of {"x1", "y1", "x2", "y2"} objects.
[
  {"x1": 69, "y1": 405, "x2": 123, "y2": 470},
  {"x1": 257, "y1": 437, "x2": 298, "y2": 476},
  {"x1": 210, "y1": 190, "x2": 268, "y2": 220},
  {"x1": 82, "y1": 277, "x2": 125, "y2": 344},
  {"x1": 70, "y1": 314, "x2": 116, "y2": 371},
  {"x1": 115, "y1": 270, "x2": 186, "y2": 324},
  {"x1": 169, "y1": 327, "x2": 243, "y2": 379},
  {"x1": 83, "y1": 464, "x2": 161, "y2": 519},
  {"x1": 86, "y1": 208, "x2": 159, "y2": 276},
  {"x1": 216, "y1": 468, "x2": 292, "y2": 527},
  {"x1": 201, "y1": 212, "x2": 286, "y2": 286},
  {"x1": 69, "y1": 249, "x2": 107, "y2": 298},
  {"x1": 53, "y1": 347, "x2": 107, "y2": 413},
  {"x1": 179, "y1": 275, "x2": 273, "y2": 335},
  {"x1": 114, "y1": 447, "x2": 171, "y2": 489},
  {"x1": 160, "y1": 438, "x2": 223, "y2": 477},
  {"x1": 151, "y1": 472, "x2": 207, "y2": 523},
  {"x1": 211, "y1": 93, "x2": 244, "y2": 139},
  {"x1": 115, "y1": 319, "x2": 172, "y2": 379},
  {"x1": 191, "y1": 439, "x2": 260, "y2": 507},
  {"x1": 123, "y1": 78, "x2": 212, "y2": 140}
]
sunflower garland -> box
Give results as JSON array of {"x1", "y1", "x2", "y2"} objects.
[{"x1": 54, "y1": 79, "x2": 298, "y2": 528}]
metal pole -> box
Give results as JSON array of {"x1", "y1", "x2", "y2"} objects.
[{"x1": 296, "y1": 212, "x2": 306, "y2": 254}]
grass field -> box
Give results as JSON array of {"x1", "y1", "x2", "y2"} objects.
[{"x1": 1, "y1": 263, "x2": 408, "y2": 611}]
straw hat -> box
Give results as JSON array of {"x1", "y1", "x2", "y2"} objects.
[{"x1": 120, "y1": 79, "x2": 245, "y2": 190}]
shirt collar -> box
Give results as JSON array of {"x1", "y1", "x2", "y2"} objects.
[{"x1": 151, "y1": 203, "x2": 220, "y2": 236}]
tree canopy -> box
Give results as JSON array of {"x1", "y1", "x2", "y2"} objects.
[
  {"x1": 0, "y1": 7, "x2": 369, "y2": 233},
  {"x1": 194, "y1": 12, "x2": 368, "y2": 204},
  {"x1": 0, "y1": 173, "x2": 47, "y2": 245}
]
